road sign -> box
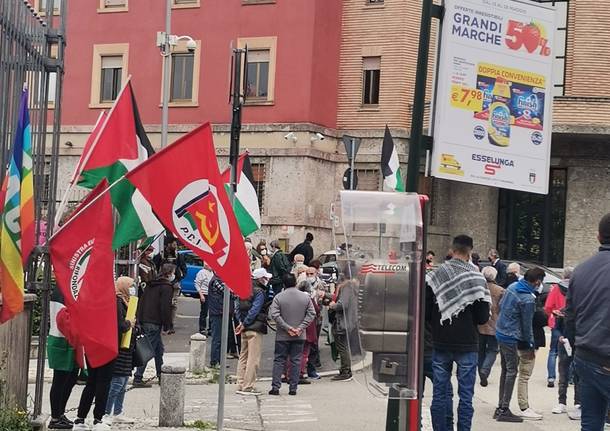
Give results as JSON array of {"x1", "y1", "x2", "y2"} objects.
[{"x1": 342, "y1": 168, "x2": 358, "y2": 190}]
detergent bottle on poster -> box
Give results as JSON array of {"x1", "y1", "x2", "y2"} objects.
[{"x1": 487, "y1": 77, "x2": 511, "y2": 147}]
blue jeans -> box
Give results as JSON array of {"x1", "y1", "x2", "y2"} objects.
[
  {"x1": 478, "y1": 334, "x2": 499, "y2": 379},
  {"x1": 271, "y1": 340, "x2": 305, "y2": 392},
  {"x1": 424, "y1": 354, "x2": 454, "y2": 429},
  {"x1": 199, "y1": 296, "x2": 209, "y2": 333},
  {"x1": 134, "y1": 323, "x2": 164, "y2": 382},
  {"x1": 575, "y1": 356, "x2": 610, "y2": 431},
  {"x1": 105, "y1": 376, "x2": 129, "y2": 415},
  {"x1": 547, "y1": 328, "x2": 560, "y2": 381},
  {"x1": 210, "y1": 315, "x2": 223, "y2": 366},
  {"x1": 431, "y1": 350, "x2": 477, "y2": 431}
]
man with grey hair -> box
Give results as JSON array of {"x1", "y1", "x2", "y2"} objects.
[
  {"x1": 488, "y1": 248, "x2": 508, "y2": 287},
  {"x1": 478, "y1": 266, "x2": 505, "y2": 387},
  {"x1": 505, "y1": 262, "x2": 521, "y2": 288}
]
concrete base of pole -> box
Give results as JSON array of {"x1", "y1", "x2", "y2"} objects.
[
  {"x1": 189, "y1": 332, "x2": 207, "y2": 374},
  {"x1": 159, "y1": 364, "x2": 186, "y2": 427}
]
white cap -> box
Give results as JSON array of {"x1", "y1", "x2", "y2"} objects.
[{"x1": 252, "y1": 268, "x2": 272, "y2": 279}]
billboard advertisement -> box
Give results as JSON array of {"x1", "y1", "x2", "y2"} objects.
[{"x1": 431, "y1": 0, "x2": 556, "y2": 194}]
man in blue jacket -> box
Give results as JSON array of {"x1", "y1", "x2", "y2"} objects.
[
  {"x1": 566, "y1": 213, "x2": 610, "y2": 430},
  {"x1": 494, "y1": 267, "x2": 545, "y2": 423}
]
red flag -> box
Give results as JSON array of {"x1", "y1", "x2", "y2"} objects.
[
  {"x1": 126, "y1": 123, "x2": 251, "y2": 299},
  {"x1": 50, "y1": 181, "x2": 118, "y2": 367}
]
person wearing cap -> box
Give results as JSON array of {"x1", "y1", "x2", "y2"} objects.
[{"x1": 234, "y1": 268, "x2": 272, "y2": 395}]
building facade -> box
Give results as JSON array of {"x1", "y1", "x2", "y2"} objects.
[{"x1": 49, "y1": 0, "x2": 610, "y2": 267}]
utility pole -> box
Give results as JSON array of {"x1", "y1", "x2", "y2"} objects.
[
  {"x1": 217, "y1": 47, "x2": 246, "y2": 431},
  {"x1": 386, "y1": 0, "x2": 440, "y2": 429},
  {"x1": 160, "y1": 0, "x2": 171, "y2": 149}
]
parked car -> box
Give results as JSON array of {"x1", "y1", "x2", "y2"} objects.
[{"x1": 178, "y1": 249, "x2": 203, "y2": 298}]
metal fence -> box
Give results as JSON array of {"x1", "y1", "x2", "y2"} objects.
[{"x1": 0, "y1": 0, "x2": 66, "y2": 418}]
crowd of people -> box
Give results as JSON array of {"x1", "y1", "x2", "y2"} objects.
[
  {"x1": 47, "y1": 232, "x2": 356, "y2": 430},
  {"x1": 47, "y1": 218, "x2": 610, "y2": 430},
  {"x1": 424, "y1": 214, "x2": 610, "y2": 431}
]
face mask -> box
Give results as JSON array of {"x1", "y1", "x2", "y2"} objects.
[
  {"x1": 426, "y1": 258, "x2": 432, "y2": 264},
  {"x1": 129, "y1": 286, "x2": 137, "y2": 296},
  {"x1": 168, "y1": 274, "x2": 176, "y2": 282},
  {"x1": 259, "y1": 278, "x2": 268, "y2": 286},
  {"x1": 536, "y1": 283, "x2": 544, "y2": 293},
  {"x1": 307, "y1": 276, "x2": 316, "y2": 283},
  {"x1": 260, "y1": 249, "x2": 267, "y2": 256}
]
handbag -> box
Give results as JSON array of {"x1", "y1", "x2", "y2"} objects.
[{"x1": 132, "y1": 333, "x2": 154, "y2": 367}]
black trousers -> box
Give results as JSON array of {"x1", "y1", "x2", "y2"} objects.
[
  {"x1": 334, "y1": 332, "x2": 352, "y2": 375},
  {"x1": 50, "y1": 369, "x2": 78, "y2": 419},
  {"x1": 77, "y1": 360, "x2": 115, "y2": 421}
]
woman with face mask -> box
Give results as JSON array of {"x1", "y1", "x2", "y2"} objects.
[
  {"x1": 103, "y1": 277, "x2": 138, "y2": 425},
  {"x1": 132, "y1": 264, "x2": 175, "y2": 388}
]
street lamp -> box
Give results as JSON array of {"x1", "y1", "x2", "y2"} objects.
[{"x1": 156, "y1": 0, "x2": 196, "y2": 149}]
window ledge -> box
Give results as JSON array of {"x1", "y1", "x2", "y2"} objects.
[
  {"x1": 242, "y1": 0, "x2": 276, "y2": 5},
  {"x1": 157, "y1": 102, "x2": 199, "y2": 108},
  {"x1": 89, "y1": 102, "x2": 114, "y2": 109},
  {"x1": 172, "y1": 1, "x2": 200, "y2": 9},
  {"x1": 359, "y1": 105, "x2": 380, "y2": 111},
  {"x1": 363, "y1": 4, "x2": 385, "y2": 10},
  {"x1": 244, "y1": 99, "x2": 275, "y2": 106},
  {"x1": 97, "y1": 7, "x2": 129, "y2": 13}
]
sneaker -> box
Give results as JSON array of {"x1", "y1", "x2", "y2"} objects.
[
  {"x1": 131, "y1": 380, "x2": 152, "y2": 388},
  {"x1": 567, "y1": 405, "x2": 582, "y2": 421},
  {"x1": 307, "y1": 371, "x2": 321, "y2": 380},
  {"x1": 236, "y1": 388, "x2": 262, "y2": 396},
  {"x1": 298, "y1": 378, "x2": 312, "y2": 385},
  {"x1": 48, "y1": 418, "x2": 73, "y2": 430},
  {"x1": 268, "y1": 389, "x2": 279, "y2": 396},
  {"x1": 101, "y1": 414, "x2": 113, "y2": 425},
  {"x1": 92, "y1": 419, "x2": 111, "y2": 431},
  {"x1": 496, "y1": 409, "x2": 524, "y2": 423},
  {"x1": 493, "y1": 408, "x2": 501, "y2": 420},
  {"x1": 547, "y1": 379, "x2": 555, "y2": 388},
  {"x1": 331, "y1": 373, "x2": 353, "y2": 382},
  {"x1": 113, "y1": 414, "x2": 136, "y2": 424},
  {"x1": 72, "y1": 418, "x2": 89, "y2": 430},
  {"x1": 519, "y1": 408, "x2": 543, "y2": 421},
  {"x1": 480, "y1": 375, "x2": 488, "y2": 387},
  {"x1": 552, "y1": 403, "x2": 567, "y2": 414},
  {"x1": 288, "y1": 390, "x2": 297, "y2": 396},
  {"x1": 60, "y1": 415, "x2": 74, "y2": 426}
]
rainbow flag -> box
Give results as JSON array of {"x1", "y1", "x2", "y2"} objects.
[{"x1": 0, "y1": 90, "x2": 34, "y2": 323}]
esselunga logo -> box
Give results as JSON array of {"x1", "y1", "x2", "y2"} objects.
[
  {"x1": 472, "y1": 153, "x2": 515, "y2": 175},
  {"x1": 69, "y1": 239, "x2": 94, "y2": 300},
  {"x1": 360, "y1": 263, "x2": 409, "y2": 275},
  {"x1": 173, "y1": 179, "x2": 231, "y2": 266}
]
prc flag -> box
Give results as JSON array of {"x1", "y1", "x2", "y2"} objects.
[
  {"x1": 126, "y1": 123, "x2": 252, "y2": 299},
  {"x1": 78, "y1": 79, "x2": 163, "y2": 249},
  {"x1": 50, "y1": 182, "x2": 118, "y2": 367},
  {"x1": 381, "y1": 125, "x2": 405, "y2": 192},
  {"x1": 0, "y1": 89, "x2": 35, "y2": 323},
  {"x1": 221, "y1": 153, "x2": 262, "y2": 237}
]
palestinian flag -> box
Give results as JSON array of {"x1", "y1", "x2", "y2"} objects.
[
  {"x1": 77, "y1": 79, "x2": 163, "y2": 249},
  {"x1": 381, "y1": 125, "x2": 405, "y2": 192},
  {"x1": 221, "y1": 153, "x2": 261, "y2": 237},
  {"x1": 47, "y1": 286, "x2": 77, "y2": 371}
]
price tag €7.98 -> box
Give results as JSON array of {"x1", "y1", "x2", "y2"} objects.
[{"x1": 450, "y1": 85, "x2": 484, "y2": 112}]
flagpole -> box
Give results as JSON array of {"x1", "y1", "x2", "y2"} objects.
[
  {"x1": 53, "y1": 110, "x2": 106, "y2": 228},
  {"x1": 217, "y1": 46, "x2": 246, "y2": 431},
  {"x1": 47, "y1": 175, "x2": 126, "y2": 243}
]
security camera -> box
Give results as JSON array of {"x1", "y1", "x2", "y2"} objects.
[
  {"x1": 284, "y1": 132, "x2": 297, "y2": 142},
  {"x1": 186, "y1": 39, "x2": 197, "y2": 52},
  {"x1": 315, "y1": 132, "x2": 325, "y2": 141}
]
